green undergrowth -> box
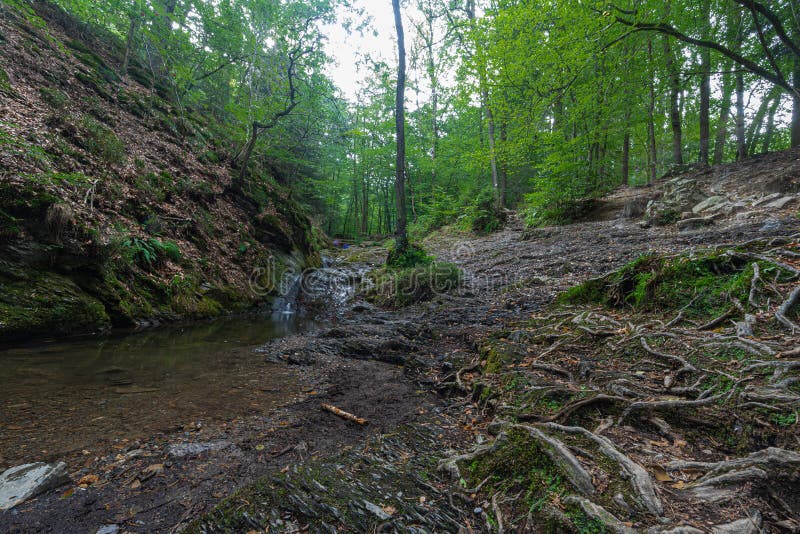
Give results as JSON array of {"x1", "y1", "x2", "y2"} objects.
[
  {"x1": 363, "y1": 261, "x2": 461, "y2": 307},
  {"x1": 558, "y1": 249, "x2": 794, "y2": 321},
  {"x1": 464, "y1": 428, "x2": 624, "y2": 532}
]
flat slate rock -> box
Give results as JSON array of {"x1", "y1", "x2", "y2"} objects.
[{"x1": 0, "y1": 462, "x2": 69, "y2": 510}]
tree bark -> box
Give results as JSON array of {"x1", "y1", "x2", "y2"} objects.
[
  {"x1": 762, "y1": 94, "x2": 781, "y2": 153},
  {"x1": 647, "y1": 39, "x2": 658, "y2": 183},
  {"x1": 793, "y1": 59, "x2": 800, "y2": 148},
  {"x1": 698, "y1": 0, "x2": 712, "y2": 166},
  {"x1": 664, "y1": 37, "x2": 683, "y2": 165},
  {"x1": 392, "y1": 0, "x2": 408, "y2": 251},
  {"x1": 735, "y1": 71, "x2": 747, "y2": 160},
  {"x1": 713, "y1": 61, "x2": 734, "y2": 165},
  {"x1": 622, "y1": 131, "x2": 631, "y2": 185},
  {"x1": 120, "y1": 2, "x2": 140, "y2": 77}
]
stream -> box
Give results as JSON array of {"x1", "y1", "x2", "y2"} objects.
[
  {"x1": 0, "y1": 259, "x2": 368, "y2": 471},
  {"x1": 0, "y1": 311, "x2": 315, "y2": 470}
]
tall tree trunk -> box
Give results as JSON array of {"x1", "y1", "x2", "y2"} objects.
[
  {"x1": 698, "y1": 0, "x2": 711, "y2": 165},
  {"x1": 647, "y1": 40, "x2": 658, "y2": 183},
  {"x1": 622, "y1": 131, "x2": 631, "y2": 185},
  {"x1": 662, "y1": 1, "x2": 683, "y2": 166},
  {"x1": 713, "y1": 61, "x2": 734, "y2": 165},
  {"x1": 735, "y1": 71, "x2": 747, "y2": 160},
  {"x1": 746, "y1": 88, "x2": 779, "y2": 156},
  {"x1": 392, "y1": 0, "x2": 408, "y2": 252},
  {"x1": 120, "y1": 2, "x2": 140, "y2": 77},
  {"x1": 793, "y1": 59, "x2": 800, "y2": 148},
  {"x1": 762, "y1": 95, "x2": 782, "y2": 153}
]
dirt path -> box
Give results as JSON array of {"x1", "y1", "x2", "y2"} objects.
[{"x1": 2, "y1": 210, "x2": 797, "y2": 533}]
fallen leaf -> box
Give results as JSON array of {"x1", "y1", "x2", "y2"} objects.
[
  {"x1": 143, "y1": 463, "x2": 164, "y2": 474},
  {"x1": 651, "y1": 466, "x2": 672, "y2": 482},
  {"x1": 671, "y1": 480, "x2": 686, "y2": 489},
  {"x1": 255, "y1": 444, "x2": 265, "y2": 451},
  {"x1": 382, "y1": 505, "x2": 397, "y2": 516},
  {"x1": 78, "y1": 474, "x2": 99, "y2": 487}
]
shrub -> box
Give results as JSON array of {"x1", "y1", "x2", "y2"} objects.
[
  {"x1": 386, "y1": 243, "x2": 432, "y2": 269},
  {"x1": 464, "y1": 189, "x2": 507, "y2": 235},
  {"x1": 363, "y1": 261, "x2": 461, "y2": 307}
]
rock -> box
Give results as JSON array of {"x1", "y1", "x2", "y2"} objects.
[
  {"x1": 692, "y1": 195, "x2": 729, "y2": 214},
  {"x1": 752, "y1": 192, "x2": 782, "y2": 206},
  {"x1": 711, "y1": 510, "x2": 762, "y2": 534},
  {"x1": 759, "y1": 218, "x2": 782, "y2": 232},
  {"x1": 677, "y1": 216, "x2": 715, "y2": 231},
  {"x1": 95, "y1": 526, "x2": 120, "y2": 534},
  {"x1": 765, "y1": 195, "x2": 797, "y2": 209},
  {"x1": 0, "y1": 462, "x2": 70, "y2": 510},
  {"x1": 167, "y1": 441, "x2": 232, "y2": 458}
]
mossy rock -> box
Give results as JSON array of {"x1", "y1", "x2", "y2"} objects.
[
  {"x1": 0, "y1": 268, "x2": 110, "y2": 341},
  {"x1": 557, "y1": 249, "x2": 794, "y2": 321},
  {"x1": 363, "y1": 262, "x2": 461, "y2": 307}
]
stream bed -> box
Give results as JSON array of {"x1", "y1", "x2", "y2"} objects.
[{"x1": 0, "y1": 314, "x2": 312, "y2": 469}]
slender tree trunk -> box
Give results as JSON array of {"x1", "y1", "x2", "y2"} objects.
[
  {"x1": 762, "y1": 95, "x2": 781, "y2": 153},
  {"x1": 120, "y1": 3, "x2": 139, "y2": 77},
  {"x1": 622, "y1": 131, "x2": 631, "y2": 185},
  {"x1": 735, "y1": 71, "x2": 747, "y2": 160},
  {"x1": 793, "y1": 59, "x2": 800, "y2": 148},
  {"x1": 663, "y1": 27, "x2": 683, "y2": 164},
  {"x1": 647, "y1": 40, "x2": 658, "y2": 183},
  {"x1": 746, "y1": 88, "x2": 778, "y2": 156},
  {"x1": 392, "y1": 0, "x2": 408, "y2": 251},
  {"x1": 698, "y1": 0, "x2": 711, "y2": 165},
  {"x1": 713, "y1": 61, "x2": 733, "y2": 165}
]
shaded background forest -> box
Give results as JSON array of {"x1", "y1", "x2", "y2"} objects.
[{"x1": 30, "y1": 0, "x2": 800, "y2": 238}]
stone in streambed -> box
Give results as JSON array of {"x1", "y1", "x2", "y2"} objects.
[{"x1": 0, "y1": 462, "x2": 70, "y2": 510}]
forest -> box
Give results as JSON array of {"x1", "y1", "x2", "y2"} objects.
[
  {"x1": 29, "y1": 0, "x2": 800, "y2": 239},
  {"x1": 1, "y1": 0, "x2": 800, "y2": 532}
]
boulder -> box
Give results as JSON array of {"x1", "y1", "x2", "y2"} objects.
[
  {"x1": 692, "y1": 195, "x2": 729, "y2": 214},
  {"x1": 0, "y1": 462, "x2": 70, "y2": 510},
  {"x1": 644, "y1": 177, "x2": 707, "y2": 226},
  {"x1": 765, "y1": 195, "x2": 797, "y2": 209},
  {"x1": 677, "y1": 216, "x2": 715, "y2": 232}
]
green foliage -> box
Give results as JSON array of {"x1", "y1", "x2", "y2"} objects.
[
  {"x1": 79, "y1": 116, "x2": 126, "y2": 164},
  {"x1": 559, "y1": 249, "x2": 793, "y2": 321},
  {"x1": 386, "y1": 243, "x2": 432, "y2": 269},
  {"x1": 39, "y1": 86, "x2": 69, "y2": 109},
  {"x1": 120, "y1": 236, "x2": 181, "y2": 269},
  {"x1": 464, "y1": 189, "x2": 506, "y2": 235},
  {"x1": 771, "y1": 412, "x2": 798, "y2": 427},
  {"x1": 363, "y1": 261, "x2": 461, "y2": 307}
]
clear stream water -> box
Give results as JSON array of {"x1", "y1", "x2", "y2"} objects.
[{"x1": 0, "y1": 314, "x2": 311, "y2": 468}]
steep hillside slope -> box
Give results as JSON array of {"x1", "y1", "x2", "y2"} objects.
[{"x1": 0, "y1": 1, "x2": 323, "y2": 342}]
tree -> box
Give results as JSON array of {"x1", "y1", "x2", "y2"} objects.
[{"x1": 392, "y1": 0, "x2": 409, "y2": 253}]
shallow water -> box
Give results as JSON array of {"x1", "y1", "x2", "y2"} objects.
[{"x1": 0, "y1": 314, "x2": 310, "y2": 468}]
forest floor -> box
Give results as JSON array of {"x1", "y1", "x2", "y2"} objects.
[{"x1": 2, "y1": 159, "x2": 800, "y2": 532}]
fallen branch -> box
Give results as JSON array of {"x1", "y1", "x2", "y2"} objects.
[
  {"x1": 698, "y1": 306, "x2": 737, "y2": 331},
  {"x1": 748, "y1": 262, "x2": 761, "y2": 308},
  {"x1": 321, "y1": 403, "x2": 368, "y2": 425}
]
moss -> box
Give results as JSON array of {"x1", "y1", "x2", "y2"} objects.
[
  {"x1": 79, "y1": 116, "x2": 126, "y2": 164},
  {"x1": 0, "y1": 67, "x2": 14, "y2": 95},
  {"x1": 0, "y1": 268, "x2": 110, "y2": 341},
  {"x1": 363, "y1": 262, "x2": 461, "y2": 307},
  {"x1": 39, "y1": 86, "x2": 69, "y2": 109},
  {"x1": 465, "y1": 428, "x2": 568, "y2": 516},
  {"x1": 75, "y1": 71, "x2": 113, "y2": 101},
  {"x1": 557, "y1": 249, "x2": 793, "y2": 322}
]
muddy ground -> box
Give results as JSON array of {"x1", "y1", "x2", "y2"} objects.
[{"x1": 1, "y1": 205, "x2": 799, "y2": 533}]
